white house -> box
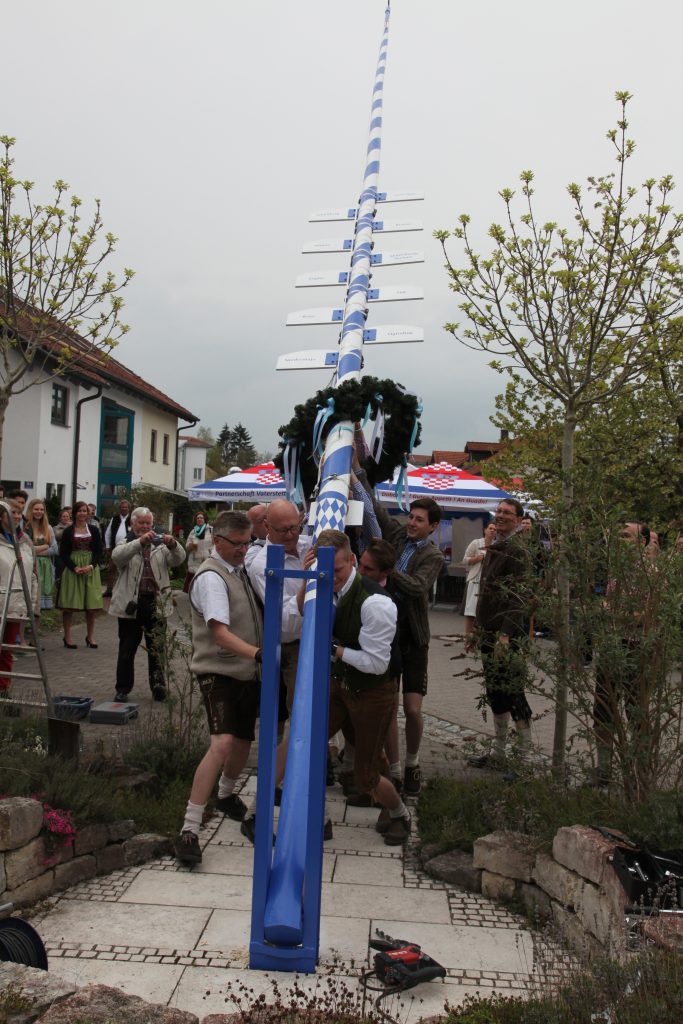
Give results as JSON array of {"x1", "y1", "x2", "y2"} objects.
[
  {"x1": 177, "y1": 436, "x2": 211, "y2": 492},
  {"x1": 1, "y1": 337, "x2": 198, "y2": 517}
]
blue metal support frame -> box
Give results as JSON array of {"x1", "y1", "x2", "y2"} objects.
[{"x1": 249, "y1": 544, "x2": 335, "y2": 972}]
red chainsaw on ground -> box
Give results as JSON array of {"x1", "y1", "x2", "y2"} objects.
[{"x1": 362, "y1": 927, "x2": 446, "y2": 1004}]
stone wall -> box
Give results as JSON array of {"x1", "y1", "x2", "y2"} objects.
[
  {"x1": 425, "y1": 824, "x2": 634, "y2": 957},
  {"x1": 0, "y1": 797, "x2": 172, "y2": 910}
]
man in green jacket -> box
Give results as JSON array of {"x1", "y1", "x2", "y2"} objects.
[{"x1": 471, "y1": 498, "x2": 533, "y2": 771}]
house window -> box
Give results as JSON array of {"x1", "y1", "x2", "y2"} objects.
[
  {"x1": 150, "y1": 429, "x2": 157, "y2": 462},
  {"x1": 162, "y1": 434, "x2": 170, "y2": 465},
  {"x1": 51, "y1": 384, "x2": 68, "y2": 426},
  {"x1": 193, "y1": 467, "x2": 203, "y2": 481}
]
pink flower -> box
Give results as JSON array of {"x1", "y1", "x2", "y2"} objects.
[{"x1": 41, "y1": 802, "x2": 77, "y2": 858}]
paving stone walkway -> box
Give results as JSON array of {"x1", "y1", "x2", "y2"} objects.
[
  {"x1": 9, "y1": 597, "x2": 568, "y2": 1018},
  {"x1": 33, "y1": 763, "x2": 547, "y2": 1019}
]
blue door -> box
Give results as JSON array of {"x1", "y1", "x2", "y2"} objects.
[{"x1": 97, "y1": 399, "x2": 134, "y2": 516}]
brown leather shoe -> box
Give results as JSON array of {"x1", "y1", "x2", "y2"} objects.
[{"x1": 383, "y1": 813, "x2": 411, "y2": 846}]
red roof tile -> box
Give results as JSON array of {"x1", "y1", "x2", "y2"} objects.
[
  {"x1": 181, "y1": 436, "x2": 212, "y2": 448},
  {"x1": 465, "y1": 441, "x2": 504, "y2": 453},
  {"x1": 2, "y1": 297, "x2": 197, "y2": 422},
  {"x1": 432, "y1": 450, "x2": 469, "y2": 466}
]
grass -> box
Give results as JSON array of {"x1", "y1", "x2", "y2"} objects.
[
  {"x1": 0, "y1": 982, "x2": 36, "y2": 1024},
  {"x1": 418, "y1": 774, "x2": 683, "y2": 855},
  {"x1": 442, "y1": 949, "x2": 683, "y2": 1023}
]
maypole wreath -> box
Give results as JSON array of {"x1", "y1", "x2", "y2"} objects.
[{"x1": 275, "y1": 376, "x2": 422, "y2": 501}]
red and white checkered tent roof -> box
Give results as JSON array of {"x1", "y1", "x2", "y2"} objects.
[
  {"x1": 189, "y1": 460, "x2": 512, "y2": 512},
  {"x1": 188, "y1": 463, "x2": 287, "y2": 502},
  {"x1": 376, "y1": 462, "x2": 512, "y2": 512}
]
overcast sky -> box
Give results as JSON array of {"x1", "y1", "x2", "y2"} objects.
[{"x1": 3, "y1": 1, "x2": 682, "y2": 457}]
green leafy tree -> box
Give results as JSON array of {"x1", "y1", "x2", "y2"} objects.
[
  {"x1": 487, "y1": 354, "x2": 683, "y2": 531},
  {"x1": 436, "y1": 93, "x2": 683, "y2": 772},
  {"x1": 217, "y1": 422, "x2": 233, "y2": 467},
  {"x1": 230, "y1": 422, "x2": 257, "y2": 467},
  {"x1": 218, "y1": 422, "x2": 257, "y2": 468},
  {"x1": 196, "y1": 426, "x2": 214, "y2": 445},
  {"x1": 0, "y1": 137, "x2": 133, "y2": 478}
]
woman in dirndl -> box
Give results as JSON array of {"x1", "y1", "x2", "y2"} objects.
[
  {"x1": 25, "y1": 499, "x2": 58, "y2": 610},
  {"x1": 57, "y1": 501, "x2": 104, "y2": 648}
]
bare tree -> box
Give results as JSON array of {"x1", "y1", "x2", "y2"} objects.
[{"x1": 0, "y1": 136, "x2": 133, "y2": 475}]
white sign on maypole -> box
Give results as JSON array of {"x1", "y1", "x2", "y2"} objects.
[{"x1": 308, "y1": 192, "x2": 423, "y2": 221}]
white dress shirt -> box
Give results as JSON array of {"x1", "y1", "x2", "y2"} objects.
[
  {"x1": 336, "y1": 567, "x2": 397, "y2": 676},
  {"x1": 104, "y1": 516, "x2": 130, "y2": 549},
  {"x1": 244, "y1": 537, "x2": 266, "y2": 571},
  {"x1": 190, "y1": 550, "x2": 239, "y2": 626},
  {"x1": 248, "y1": 535, "x2": 312, "y2": 643}
]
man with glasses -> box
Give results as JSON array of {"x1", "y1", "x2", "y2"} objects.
[
  {"x1": 470, "y1": 498, "x2": 533, "y2": 772},
  {"x1": 175, "y1": 510, "x2": 263, "y2": 865}
]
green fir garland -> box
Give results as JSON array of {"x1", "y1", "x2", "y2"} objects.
[{"x1": 275, "y1": 376, "x2": 421, "y2": 500}]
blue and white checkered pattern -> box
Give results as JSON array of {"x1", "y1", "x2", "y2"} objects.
[{"x1": 316, "y1": 495, "x2": 348, "y2": 534}]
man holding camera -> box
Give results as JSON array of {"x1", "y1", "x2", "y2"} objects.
[{"x1": 109, "y1": 506, "x2": 186, "y2": 702}]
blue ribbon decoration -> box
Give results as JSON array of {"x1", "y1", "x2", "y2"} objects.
[
  {"x1": 312, "y1": 397, "x2": 335, "y2": 463},
  {"x1": 283, "y1": 441, "x2": 303, "y2": 505},
  {"x1": 407, "y1": 401, "x2": 423, "y2": 456},
  {"x1": 369, "y1": 393, "x2": 385, "y2": 464}
]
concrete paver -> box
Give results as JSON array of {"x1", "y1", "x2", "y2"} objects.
[
  {"x1": 14, "y1": 596, "x2": 559, "y2": 1016},
  {"x1": 33, "y1": 775, "x2": 542, "y2": 1017}
]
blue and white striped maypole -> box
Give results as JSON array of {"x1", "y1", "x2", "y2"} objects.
[
  {"x1": 309, "y1": 1, "x2": 390, "y2": 533},
  {"x1": 257, "y1": 4, "x2": 393, "y2": 960}
]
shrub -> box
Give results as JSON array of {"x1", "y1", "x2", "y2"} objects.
[
  {"x1": 418, "y1": 774, "x2": 683, "y2": 854},
  {"x1": 0, "y1": 746, "x2": 115, "y2": 825}
]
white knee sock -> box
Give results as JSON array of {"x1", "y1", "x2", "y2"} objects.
[
  {"x1": 218, "y1": 774, "x2": 236, "y2": 800},
  {"x1": 182, "y1": 801, "x2": 204, "y2": 836},
  {"x1": 494, "y1": 715, "x2": 510, "y2": 758},
  {"x1": 514, "y1": 721, "x2": 531, "y2": 759},
  {"x1": 390, "y1": 799, "x2": 409, "y2": 819}
]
